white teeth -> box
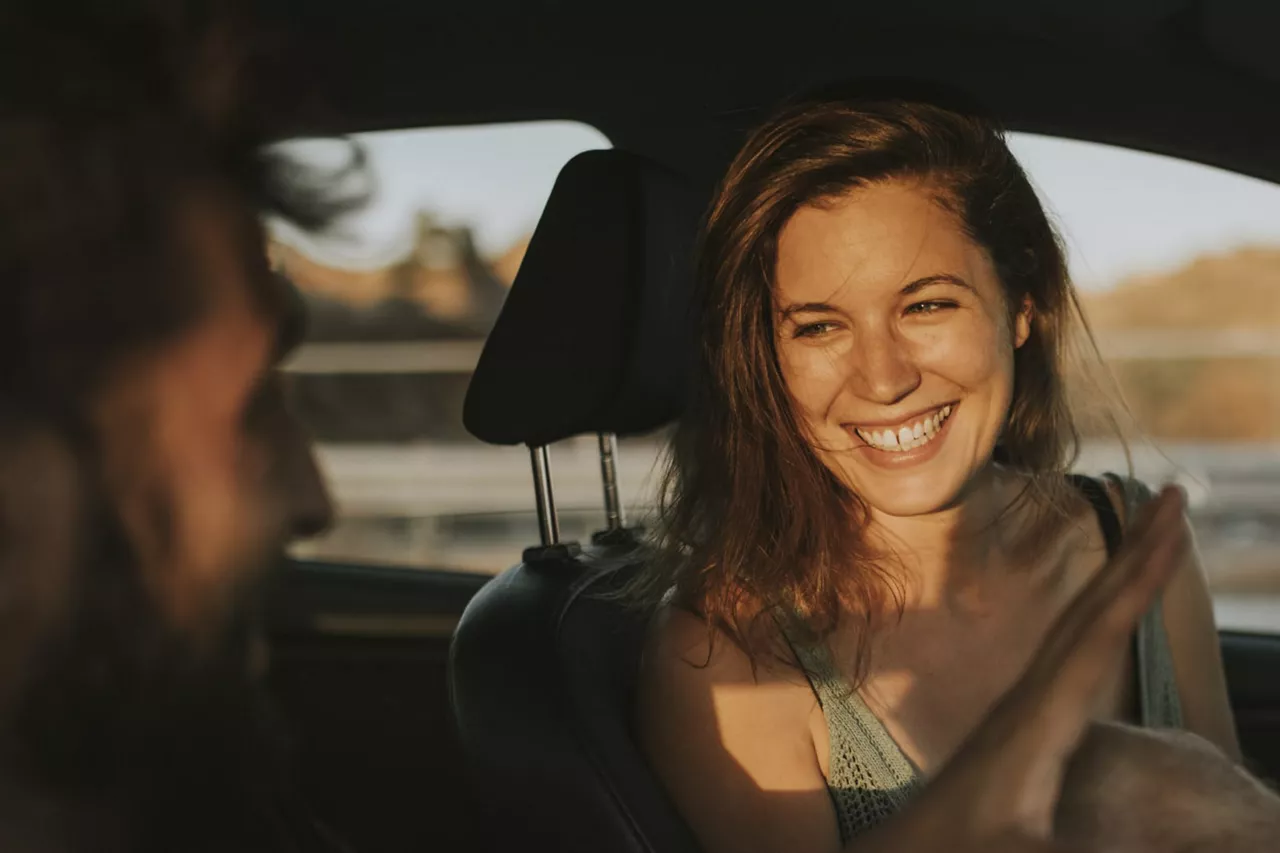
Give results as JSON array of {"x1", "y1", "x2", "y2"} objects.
[{"x1": 855, "y1": 404, "x2": 954, "y2": 453}]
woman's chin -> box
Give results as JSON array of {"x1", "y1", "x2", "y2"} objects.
[
  {"x1": 838, "y1": 444, "x2": 993, "y2": 518},
  {"x1": 856, "y1": 481, "x2": 968, "y2": 518}
]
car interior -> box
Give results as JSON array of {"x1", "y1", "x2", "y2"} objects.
[{"x1": 253, "y1": 2, "x2": 1280, "y2": 851}]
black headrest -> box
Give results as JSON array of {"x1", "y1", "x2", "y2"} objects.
[{"x1": 463, "y1": 149, "x2": 702, "y2": 447}]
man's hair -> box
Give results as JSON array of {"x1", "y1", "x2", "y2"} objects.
[{"x1": 0, "y1": 0, "x2": 362, "y2": 416}]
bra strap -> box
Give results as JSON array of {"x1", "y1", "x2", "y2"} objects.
[{"x1": 1067, "y1": 473, "x2": 1123, "y2": 556}]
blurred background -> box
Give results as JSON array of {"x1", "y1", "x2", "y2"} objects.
[{"x1": 270, "y1": 121, "x2": 1280, "y2": 633}]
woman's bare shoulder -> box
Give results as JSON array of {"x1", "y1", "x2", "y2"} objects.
[
  {"x1": 640, "y1": 604, "x2": 813, "y2": 692},
  {"x1": 636, "y1": 605, "x2": 839, "y2": 853}
]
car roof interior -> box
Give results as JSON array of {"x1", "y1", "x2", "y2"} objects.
[{"x1": 261, "y1": 0, "x2": 1280, "y2": 187}]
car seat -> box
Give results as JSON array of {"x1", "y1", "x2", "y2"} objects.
[{"x1": 450, "y1": 149, "x2": 706, "y2": 852}]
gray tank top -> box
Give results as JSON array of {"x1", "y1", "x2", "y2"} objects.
[{"x1": 784, "y1": 474, "x2": 1184, "y2": 843}]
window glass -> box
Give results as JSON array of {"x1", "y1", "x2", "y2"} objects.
[
  {"x1": 275, "y1": 122, "x2": 1280, "y2": 636},
  {"x1": 269, "y1": 121, "x2": 661, "y2": 573},
  {"x1": 1008, "y1": 133, "x2": 1280, "y2": 634}
]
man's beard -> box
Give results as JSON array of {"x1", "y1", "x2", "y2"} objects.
[{"x1": 0, "y1": 466, "x2": 303, "y2": 853}]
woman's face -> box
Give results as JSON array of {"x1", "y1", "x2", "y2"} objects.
[{"x1": 773, "y1": 180, "x2": 1031, "y2": 518}]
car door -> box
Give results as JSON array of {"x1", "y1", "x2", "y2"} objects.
[{"x1": 267, "y1": 560, "x2": 491, "y2": 853}]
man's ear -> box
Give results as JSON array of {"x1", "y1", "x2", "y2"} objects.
[{"x1": 1013, "y1": 294, "x2": 1034, "y2": 350}]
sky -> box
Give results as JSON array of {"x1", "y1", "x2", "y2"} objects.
[
  {"x1": 272, "y1": 121, "x2": 611, "y2": 268},
  {"x1": 272, "y1": 121, "x2": 1280, "y2": 292}
]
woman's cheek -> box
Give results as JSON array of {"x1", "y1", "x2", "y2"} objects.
[
  {"x1": 917, "y1": 316, "x2": 1006, "y2": 385},
  {"x1": 779, "y1": 342, "x2": 851, "y2": 418}
]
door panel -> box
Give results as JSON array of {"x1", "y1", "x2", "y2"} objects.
[
  {"x1": 266, "y1": 559, "x2": 495, "y2": 853},
  {"x1": 1221, "y1": 631, "x2": 1280, "y2": 782}
]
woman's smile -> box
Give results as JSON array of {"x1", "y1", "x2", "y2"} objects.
[{"x1": 846, "y1": 401, "x2": 959, "y2": 469}]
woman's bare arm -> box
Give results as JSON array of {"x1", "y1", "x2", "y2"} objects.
[
  {"x1": 1160, "y1": 517, "x2": 1242, "y2": 760},
  {"x1": 637, "y1": 608, "x2": 843, "y2": 853},
  {"x1": 1101, "y1": 476, "x2": 1240, "y2": 759}
]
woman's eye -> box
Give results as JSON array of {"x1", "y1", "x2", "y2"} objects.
[
  {"x1": 905, "y1": 300, "x2": 955, "y2": 315},
  {"x1": 793, "y1": 322, "x2": 837, "y2": 339}
]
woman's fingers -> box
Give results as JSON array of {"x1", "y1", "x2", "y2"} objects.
[
  {"x1": 936, "y1": 485, "x2": 1189, "y2": 838},
  {"x1": 1025, "y1": 485, "x2": 1186, "y2": 716}
]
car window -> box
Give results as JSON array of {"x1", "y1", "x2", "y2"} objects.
[
  {"x1": 273, "y1": 123, "x2": 1280, "y2": 636},
  {"x1": 1007, "y1": 133, "x2": 1280, "y2": 635},
  {"x1": 271, "y1": 121, "x2": 669, "y2": 575}
]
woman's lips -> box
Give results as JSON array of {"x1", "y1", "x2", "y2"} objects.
[
  {"x1": 851, "y1": 403, "x2": 954, "y2": 450},
  {"x1": 847, "y1": 401, "x2": 959, "y2": 469}
]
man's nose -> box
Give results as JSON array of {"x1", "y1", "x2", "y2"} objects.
[
  {"x1": 288, "y1": 447, "x2": 335, "y2": 539},
  {"x1": 848, "y1": 327, "x2": 921, "y2": 405}
]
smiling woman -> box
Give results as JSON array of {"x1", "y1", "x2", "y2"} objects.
[
  {"x1": 638, "y1": 98, "x2": 1088, "y2": 666},
  {"x1": 632, "y1": 94, "x2": 1243, "y2": 853}
]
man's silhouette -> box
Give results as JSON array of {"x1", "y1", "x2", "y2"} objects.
[{"x1": 0, "y1": 2, "x2": 360, "y2": 850}]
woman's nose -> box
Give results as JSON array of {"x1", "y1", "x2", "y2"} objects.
[{"x1": 848, "y1": 328, "x2": 921, "y2": 405}]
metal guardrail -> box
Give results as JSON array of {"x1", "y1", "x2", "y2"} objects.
[
  {"x1": 283, "y1": 340, "x2": 486, "y2": 374},
  {"x1": 1091, "y1": 329, "x2": 1280, "y2": 360},
  {"x1": 282, "y1": 330, "x2": 1280, "y2": 375}
]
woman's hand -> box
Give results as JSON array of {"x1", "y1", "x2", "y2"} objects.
[{"x1": 857, "y1": 484, "x2": 1190, "y2": 852}]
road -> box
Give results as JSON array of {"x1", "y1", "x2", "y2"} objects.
[
  {"x1": 1214, "y1": 595, "x2": 1280, "y2": 634},
  {"x1": 312, "y1": 438, "x2": 1280, "y2": 517},
  {"x1": 296, "y1": 438, "x2": 1280, "y2": 631}
]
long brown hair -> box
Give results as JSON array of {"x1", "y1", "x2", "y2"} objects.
[{"x1": 634, "y1": 95, "x2": 1121, "y2": 676}]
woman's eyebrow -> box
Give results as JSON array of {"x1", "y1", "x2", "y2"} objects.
[
  {"x1": 779, "y1": 301, "x2": 839, "y2": 318},
  {"x1": 779, "y1": 274, "x2": 973, "y2": 317},
  {"x1": 901, "y1": 273, "x2": 973, "y2": 295}
]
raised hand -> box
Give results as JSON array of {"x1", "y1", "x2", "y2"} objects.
[{"x1": 856, "y1": 484, "x2": 1189, "y2": 852}]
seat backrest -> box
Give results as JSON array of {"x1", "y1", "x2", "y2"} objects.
[
  {"x1": 450, "y1": 149, "x2": 704, "y2": 852},
  {"x1": 452, "y1": 556, "x2": 702, "y2": 852}
]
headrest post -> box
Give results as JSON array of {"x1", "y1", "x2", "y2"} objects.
[
  {"x1": 597, "y1": 432, "x2": 626, "y2": 531},
  {"x1": 528, "y1": 445, "x2": 560, "y2": 546}
]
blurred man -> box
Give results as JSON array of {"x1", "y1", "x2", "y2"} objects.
[
  {"x1": 1056, "y1": 721, "x2": 1280, "y2": 852},
  {"x1": 0, "y1": 1, "x2": 358, "y2": 850}
]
